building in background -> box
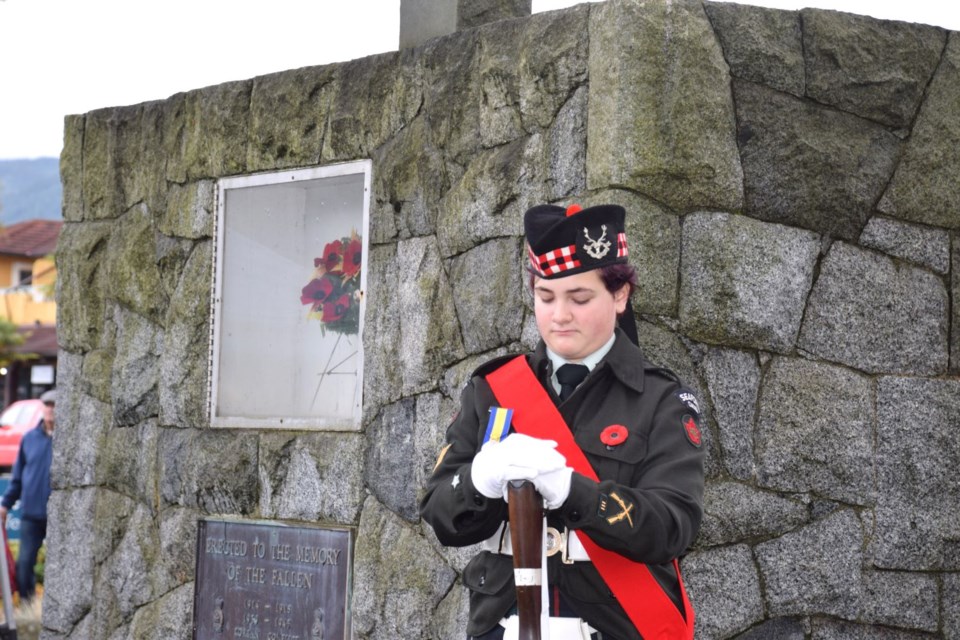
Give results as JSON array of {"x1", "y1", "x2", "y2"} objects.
[{"x1": 0, "y1": 220, "x2": 61, "y2": 406}]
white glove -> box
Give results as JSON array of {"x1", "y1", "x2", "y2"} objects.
[
  {"x1": 533, "y1": 466, "x2": 573, "y2": 509},
  {"x1": 471, "y1": 434, "x2": 567, "y2": 500}
]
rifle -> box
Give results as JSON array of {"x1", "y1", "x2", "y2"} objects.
[{"x1": 507, "y1": 479, "x2": 544, "y2": 640}]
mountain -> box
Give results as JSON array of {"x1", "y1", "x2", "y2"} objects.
[{"x1": 0, "y1": 158, "x2": 62, "y2": 225}]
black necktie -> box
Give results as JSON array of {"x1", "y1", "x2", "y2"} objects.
[{"x1": 556, "y1": 363, "x2": 590, "y2": 401}]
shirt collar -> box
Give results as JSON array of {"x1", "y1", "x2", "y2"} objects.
[
  {"x1": 544, "y1": 333, "x2": 615, "y2": 395},
  {"x1": 546, "y1": 333, "x2": 615, "y2": 371},
  {"x1": 534, "y1": 328, "x2": 648, "y2": 395}
]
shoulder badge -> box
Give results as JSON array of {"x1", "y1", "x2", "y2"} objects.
[
  {"x1": 682, "y1": 414, "x2": 702, "y2": 448},
  {"x1": 677, "y1": 390, "x2": 701, "y2": 416}
]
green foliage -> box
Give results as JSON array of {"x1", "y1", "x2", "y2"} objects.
[
  {"x1": 0, "y1": 318, "x2": 34, "y2": 368},
  {"x1": 33, "y1": 544, "x2": 44, "y2": 585},
  {"x1": 7, "y1": 540, "x2": 45, "y2": 585}
]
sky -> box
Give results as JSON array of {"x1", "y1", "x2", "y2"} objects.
[{"x1": 0, "y1": 0, "x2": 957, "y2": 161}]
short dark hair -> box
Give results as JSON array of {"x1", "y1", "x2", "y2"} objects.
[
  {"x1": 528, "y1": 262, "x2": 638, "y2": 300},
  {"x1": 597, "y1": 262, "x2": 638, "y2": 299}
]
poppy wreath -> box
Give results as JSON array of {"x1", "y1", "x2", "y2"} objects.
[{"x1": 300, "y1": 230, "x2": 362, "y2": 335}]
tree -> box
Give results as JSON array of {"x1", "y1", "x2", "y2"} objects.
[{"x1": 0, "y1": 318, "x2": 34, "y2": 369}]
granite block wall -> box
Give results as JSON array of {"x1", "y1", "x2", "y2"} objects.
[{"x1": 46, "y1": 1, "x2": 959, "y2": 638}]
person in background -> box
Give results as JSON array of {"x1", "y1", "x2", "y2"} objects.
[
  {"x1": 0, "y1": 388, "x2": 55, "y2": 602},
  {"x1": 420, "y1": 203, "x2": 705, "y2": 639}
]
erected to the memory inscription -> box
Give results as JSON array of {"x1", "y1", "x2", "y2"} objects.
[{"x1": 193, "y1": 519, "x2": 352, "y2": 640}]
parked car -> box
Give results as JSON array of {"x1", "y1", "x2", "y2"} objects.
[{"x1": 0, "y1": 399, "x2": 45, "y2": 469}]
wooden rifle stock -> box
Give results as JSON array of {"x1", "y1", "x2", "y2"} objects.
[{"x1": 507, "y1": 480, "x2": 544, "y2": 640}]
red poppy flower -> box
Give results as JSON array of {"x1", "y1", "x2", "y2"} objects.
[
  {"x1": 300, "y1": 275, "x2": 338, "y2": 308},
  {"x1": 320, "y1": 239, "x2": 344, "y2": 272},
  {"x1": 600, "y1": 425, "x2": 628, "y2": 447},
  {"x1": 301, "y1": 231, "x2": 363, "y2": 334},
  {"x1": 342, "y1": 238, "x2": 362, "y2": 278},
  {"x1": 321, "y1": 293, "x2": 352, "y2": 322}
]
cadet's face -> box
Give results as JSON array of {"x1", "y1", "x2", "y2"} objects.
[{"x1": 533, "y1": 270, "x2": 628, "y2": 361}]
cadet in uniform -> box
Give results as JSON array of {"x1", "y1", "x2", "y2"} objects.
[{"x1": 420, "y1": 203, "x2": 705, "y2": 639}]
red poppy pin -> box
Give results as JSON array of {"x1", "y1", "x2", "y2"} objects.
[
  {"x1": 683, "y1": 414, "x2": 702, "y2": 448},
  {"x1": 600, "y1": 425, "x2": 628, "y2": 447}
]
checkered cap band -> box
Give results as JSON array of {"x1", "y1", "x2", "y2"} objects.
[
  {"x1": 617, "y1": 232, "x2": 628, "y2": 258},
  {"x1": 529, "y1": 243, "x2": 581, "y2": 276}
]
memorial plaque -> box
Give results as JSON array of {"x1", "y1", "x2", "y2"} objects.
[{"x1": 193, "y1": 519, "x2": 352, "y2": 640}]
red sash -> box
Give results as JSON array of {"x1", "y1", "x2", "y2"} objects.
[{"x1": 486, "y1": 355, "x2": 695, "y2": 640}]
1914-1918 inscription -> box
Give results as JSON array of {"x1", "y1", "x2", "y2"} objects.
[{"x1": 193, "y1": 519, "x2": 352, "y2": 640}]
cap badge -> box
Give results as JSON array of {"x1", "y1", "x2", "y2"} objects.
[{"x1": 583, "y1": 225, "x2": 612, "y2": 259}]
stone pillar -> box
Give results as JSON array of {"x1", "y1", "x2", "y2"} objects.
[{"x1": 399, "y1": 0, "x2": 532, "y2": 49}]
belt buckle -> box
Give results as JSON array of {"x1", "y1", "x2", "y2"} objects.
[
  {"x1": 545, "y1": 526, "x2": 564, "y2": 557},
  {"x1": 546, "y1": 526, "x2": 575, "y2": 564},
  {"x1": 561, "y1": 527, "x2": 574, "y2": 564}
]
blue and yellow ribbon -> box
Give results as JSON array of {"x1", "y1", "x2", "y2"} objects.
[{"x1": 483, "y1": 406, "x2": 514, "y2": 444}]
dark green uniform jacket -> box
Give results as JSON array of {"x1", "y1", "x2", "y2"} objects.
[{"x1": 420, "y1": 330, "x2": 706, "y2": 639}]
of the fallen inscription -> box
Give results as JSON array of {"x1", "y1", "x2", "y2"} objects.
[{"x1": 194, "y1": 519, "x2": 352, "y2": 640}]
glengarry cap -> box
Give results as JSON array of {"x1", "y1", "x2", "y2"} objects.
[{"x1": 523, "y1": 203, "x2": 628, "y2": 279}]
